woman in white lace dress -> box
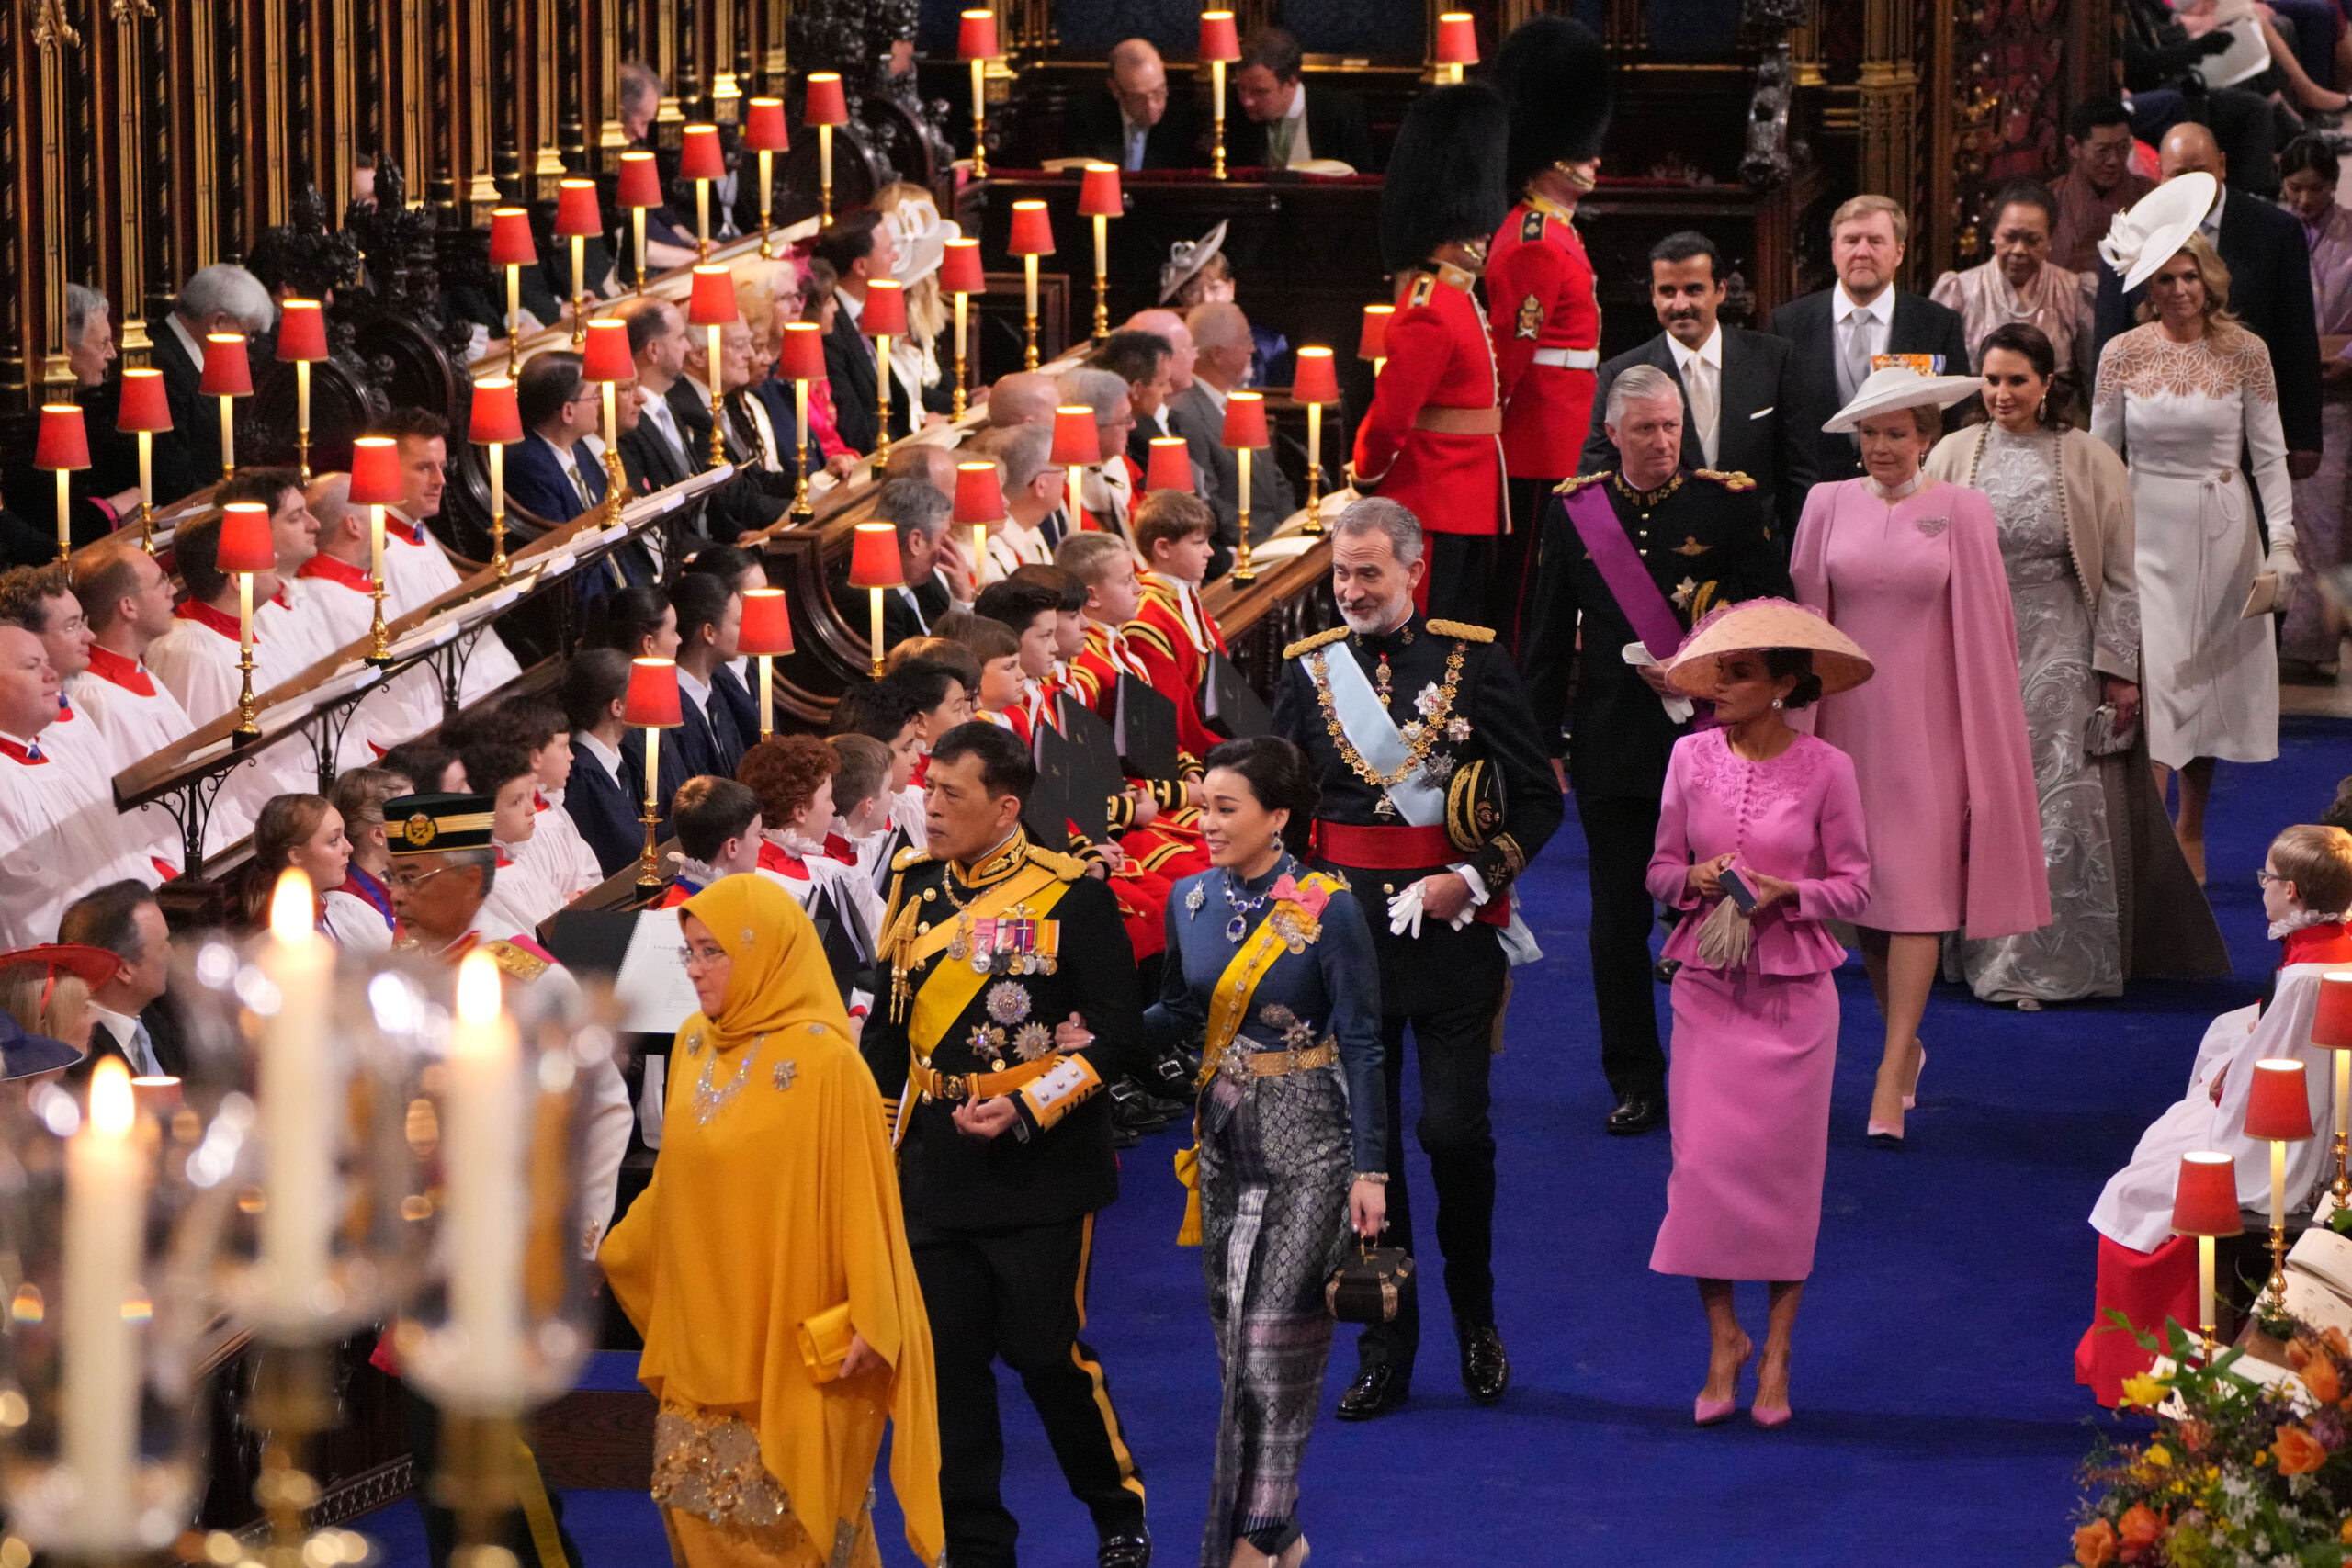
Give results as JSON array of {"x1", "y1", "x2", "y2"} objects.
[
  {"x1": 2092, "y1": 232, "x2": 2301, "y2": 883},
  {"x1": 1928, "y1": 322, "x2": 2140, "y2": 1006}
]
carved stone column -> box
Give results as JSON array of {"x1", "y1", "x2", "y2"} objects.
[{"x1": 1856, "y1": 0, "x2": 1916, "y2": 217}]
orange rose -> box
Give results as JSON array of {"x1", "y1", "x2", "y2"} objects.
[
  {"x1": 2324, "y1": 1325, "x2": 2350, "y2": 1361},
  {"x1": 2308, "y1": 1356, "x2": 2345, "y2": 1404},
  {"x1": 2074, "y1": 1518, "x2": 2119, "y2": 1568},
  {"x1": 2117, "y1": 1505, "x2": 2164, "y2": 1550},
  {"x1": 2277, "y1": 1424, "x2": 2330, "y2": 1476}
]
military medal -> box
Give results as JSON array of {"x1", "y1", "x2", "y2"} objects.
[{"x1": 947, "y1": 914, "x2": 972, "y2": 963}]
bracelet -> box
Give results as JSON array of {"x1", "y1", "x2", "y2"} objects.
[{"x1": 1352, "y1": 1171, "x2": 1389, "y2": 1184}]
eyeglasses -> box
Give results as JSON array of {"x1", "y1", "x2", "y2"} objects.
[
  {"x1": 383, "y1": 865, "x2": 458, "y2": 893},
  {"x1": 677, "y1": 945, "x2": 728, "y2": 970},
  {"x1": 2257, "y1": 868, "x2": 2290, "y2": 889}
]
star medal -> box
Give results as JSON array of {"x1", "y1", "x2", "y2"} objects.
[
  {"x1": 1186, "y1": 883, "x2": 1205, "y2": 918},
  {"x1": 1013, "y1": 1021, "x2": 1053, "y2": 1061},
  {"x1": 1414, "y1": 681, "x2": 1443, "y2": 717},
  {"x1": 985, "y1": 980, "x2": 1032, "y2": 1027}
]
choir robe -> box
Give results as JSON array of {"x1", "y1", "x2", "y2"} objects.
[
  {"x1": 322, "y1": 863, "x2": 396, "y2": 952},
  {"x1": 293, "y1": 553, "x2": 447, "y2": 765},
  {"x1": 525, "y1": 790, "x2": 606, "y2": 904},
  {"x1": 379, "y1": 510, "x2": 523, "y2": 703},
  {"x1": 40, "y1": 689, "x2": 175, "y2": 883},
  {"x1": 0, "y1": 729, "x2": 155, "y2": 947},
  {"x1": 74, "y1": 644, "x2": 197, "y2": 868},
  {"x1": 255, "y1": 578, "x2": 343, "y2": 675},
  {"x1": 144, "y1": 601, "x2": 320, "y2": 845},
  {"x1": 754, "y1": 833, "x2": 885, "y2": 1019},
  {"x1": 480, "y1": 847, "x2": 564, "y2": 942}
]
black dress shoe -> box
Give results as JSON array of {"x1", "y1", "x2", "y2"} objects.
[
  {"x1": 1654, "y1": 957, "x2": 1682, "y2": 984},
  {"x1": 1098, "y1": 1526, "x2": 1152, "y2": 1567},
  {"x1": 1335, "y1": 1362, "x2": 1408, "y2": 1421},
  {"x1": 1461, "y1": 1325, "x2": 1510, "y2": 1404},
  {"x1": 1605, "y1": 1092, "x2": 1667, "y2": 1136}
]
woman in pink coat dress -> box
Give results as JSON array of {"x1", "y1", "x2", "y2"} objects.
[
  {"x1": 1646, "y1": 601, "x2": 1874, "y2": 1428},
  {"x1": 1792, "y1": 367, "x2": 2052, "y2": 1145}
]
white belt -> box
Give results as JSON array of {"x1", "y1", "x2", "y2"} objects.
[{"x1": 1532, "y1": 346, "x2": 1599, "y2": 369}]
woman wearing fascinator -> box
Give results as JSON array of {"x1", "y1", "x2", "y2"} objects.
[
  {"x1": 1790, "y1": 365, "x2": 2051, "y2": 1145},
  {"x1": 2091, "y1": 170, "x2": 2301, "y2": 886}
]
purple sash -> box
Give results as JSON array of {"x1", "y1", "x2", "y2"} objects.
[{"x1": 1563, "y1": 481, "x2": 1686, "y2": 660}]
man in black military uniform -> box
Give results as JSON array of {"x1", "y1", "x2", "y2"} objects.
[
  {"x1": 1520, "y1": 361, "x2": 1792, "y2": 1137},
  {"x1": 864, "y1": 722, "x2": 1153, "y2": 1568},
  {"x1": 1272, "y1": 497, "x2": 1562, "y2": 1422}
]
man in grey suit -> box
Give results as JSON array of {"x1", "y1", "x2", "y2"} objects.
[
  {"x1": 1582, "y1": 231, "x2": 1815, "y2": 546},
  {"x1": 1166, "y1": 300, "x2": 1295, "y2": 550}
]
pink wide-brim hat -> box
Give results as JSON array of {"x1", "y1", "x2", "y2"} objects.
[{"x1": 1663, "y1": 597, "x2": 1876, "y2": 698}]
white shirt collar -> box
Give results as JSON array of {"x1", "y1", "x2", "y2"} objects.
[
  {"x1": 839, "y1": 288, "x2": 865, "y2": 327},
  {"x1": 1197, "y1": 380, "x2": 1231, "y2": 415},
  {"x1": 1282, "y1": 85, "x2": 1307, "y2": 123},
  {"x1": 539, "y1": 433, "x2": 582, "y2": 476},
  {"x1": 676, "y1": 663, "x2": 712, "y2": 709},
  {"x1": 572, "y1": 729, "x2": 623, "y2": 783},
  {"x1": 166, "y1": 313, "x2": 208, "y2": 370},
  {"x1": 1834, "y1": 281, "x2": 1897, "y2": 328},
  {"x1": 1668, "y1": 323, "x2": 1724, "y2": 372}
]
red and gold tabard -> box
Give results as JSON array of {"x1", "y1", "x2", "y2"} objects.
[
  {"x1": 1350, "y1": 259, "x2": 1507, "y2": 537},
  {"x1": 1125, "y1": 570, "x2": 1228, "y2": 766},
  {"x1": 1487, "y1": 195, "x2": 1601, "y2": 481}
]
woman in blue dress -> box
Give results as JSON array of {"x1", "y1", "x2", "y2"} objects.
[{"x1": 1069, "y1": 735, "x2": 1384, "y2": 1568}]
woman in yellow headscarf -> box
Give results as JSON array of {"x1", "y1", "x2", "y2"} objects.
[{"x1": 600, "y1": 874, "x2": 943, "y2": 1568}]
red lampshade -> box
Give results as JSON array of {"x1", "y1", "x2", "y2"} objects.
[
  {"x1": 34, "y1": 405, "x2": 89, "y2": 471},
  {"x1": 1292, "y1": 345, "x2": 1340, "y2": 404},
  {"x1": 117, "y1": 368, "x2": 171, "y2": 434},
  {"x1": 277, "y1": 299, "x2": 328, "y2": 362},
  {"x1": 200, "y1": 333, "x2": 253, "y2": 397},
  {"x1": 2171, "y1": 1151, "x2": 2243, "y2": 1237},
  {"x1": 1221, "y1": 390, "x2": 1269, "y2": 449},
  {"x1": 687, "y1": 265, "x2": 740, "y2": 326},
  {"x1": 680, "y1": 124, "x2": 725, "y2": 182},
  {"x1": 848, "y1": 522, "x2": 905, "y2": 590},
  {"x1": 1201, "y1": 10, "x2": 1241, "y2": 62},
  {"x1": 469, "y1": 378, "x2": 524, "y2": 446},
  {"x1": 616, "y1": 152, "x2": 664, "y2": 210},
  {"x1": 1007, "y1": 200, "x2": 1055, "y2": 257},
  {"x1": 2246, "y1": 1058, "x2": 2315, "y2": 1142},
  {"x1": 582, "y1": 319, "x2": 635, "y2": 382},
  {"x1": 622, "y1": 657, "x2": 683, "y2": 728},
  {"x1": 554, "y1": 179, "x2": 604, "y2": 238},
  {"x1": 805, "y1": 73, "x2": 850, "y2": 128},
  {"x1": 742, "y1": 98, "x2": 791, "y2": 154},
  {"x1": 348, "y1": 437, "x2": 405, "y2": 506},
  {"x1": 1078, "y1": 163, "x2": 1123, "y2": 219},
  {"x1": 778, "y1": 320, "x2": 827, "y2": 382},
  {"x1": 738, "y1": 588, "x2": 795, "y2": 656},
  {"x1": 1435, "y1": 12, "x2": 1478, "y2": 66},
  {"x1": 216, "y1": 502, "x2": 276, "y2": 574},
  {"x1": 1145, "y1": 435, "x2": 1193, "y2": 492},
  {"x1": 1051, "y1": 405, "x2": 1101, "y2": 467},
  {"x1": 941, "y1": 238, "x2": 987, "y2": 296},
  {"x1": 959, "y1": 9, "x2": 1000, "y2": 60},
  {"x1": 954, "y1": 461, "x2": 1006, "y2": 523},
  {"x1": 488, "y1": 207, "x2": 538, "y2": 267},
  {"x1": 861, "y1": 279, "x2": 908, "y2": 338},
  {"x1": 1359, "y1": 304, "x2": 1395, "y2": 361},
  {"x1": 2316, "y1": 972, "x2": 2352, "y2": 1048}
]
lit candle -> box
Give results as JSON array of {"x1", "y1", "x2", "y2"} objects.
[
  {"x1": 62, "y1": 1058, "x2": 143, "y2": 1528},
  {"x1": 447, "y1": 948, "x2": 526, "y2": 1398},
  {"x1": 260, "y1": 870, "x2": 334, "y2": 1317},
  {"x1": 296, "y1": 360, "x2": 311, "y2": 444},
  {"x1": 368, "y1": 502, "x2": 386, "y2": 599},
  {"x1": 237, "y1": 571, "x2": 254, "y2": 666},
  {"x1": 489, "y1": 441, "x2": 505, "y2": 530}
]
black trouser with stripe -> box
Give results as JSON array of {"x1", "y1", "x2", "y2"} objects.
[{"x1": 910, "y1": 1213, "x2": 1146, "y2": 1567}]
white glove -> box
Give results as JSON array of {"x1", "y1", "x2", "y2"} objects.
[
  {"x1": 1387, "y1": 878, "x2": 1427, "y2": 939},
  {"x1": 2267, "y1": 536, "x2": 2303, "y2": 582}
]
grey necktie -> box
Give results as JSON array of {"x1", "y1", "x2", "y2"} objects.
[
  {"x1": 124, "y1": 1020, "x2": 161, "y2": 1077},
  {"x1": 1838, "y1": 309, "x2": 1873, "y2": 402}
]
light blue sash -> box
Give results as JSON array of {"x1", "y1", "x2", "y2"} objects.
[{"x1": 1316, "y1": 646, "x2": 1447, "y2": 827}]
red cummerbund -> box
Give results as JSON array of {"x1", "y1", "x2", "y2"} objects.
[{"x1": 1313, "y1": 820, "x2": 1454, "y2": 870}]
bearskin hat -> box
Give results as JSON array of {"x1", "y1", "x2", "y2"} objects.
[
  {"x1": 1497, "y1": 15, "x2": 1613, "y2": 193},
  {"x1": 1378, "y1": 84, "x2": 1510, "y2": 276}
]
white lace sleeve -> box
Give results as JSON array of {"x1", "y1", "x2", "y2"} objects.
[
  {"x1": 2091, "y1": 333, "x2": 2132, "y2": 457},
  {"x1": 2234, "y1": 331, "x2": 2296, "y2": 555}
]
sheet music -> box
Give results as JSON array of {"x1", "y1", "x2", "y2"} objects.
[{"x1": 613, "y1": 909, "x2": 704, "y2": 1036}]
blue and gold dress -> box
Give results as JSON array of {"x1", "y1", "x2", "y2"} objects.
[{"x1": 1148, "y1": 852, "x2": 1384, "y2": 1567}]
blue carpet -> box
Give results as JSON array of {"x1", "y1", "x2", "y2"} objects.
[{"x1": 357, "y1": 716, "x2": 2352, "y2": 1567}]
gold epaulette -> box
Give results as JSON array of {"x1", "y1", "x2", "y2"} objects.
[
  {"x1": 1026, "y1": 845, "x2": 1091, "y2": 880},
  {"x1": 1283, "y1": 626, "x2": 1349, "y2": 660},
  {"x1": 481, "y1": 939, "x2": 550, "y2": 982},
  {"x1": 891, "y1": 845, "x2": 933, "y2": 873},
  {"x1": 1427, "y1": 618, "x2": 1496, "y2": 644},
  {"x1": 1552, "y1": 472, "x2": 1611, "y2": 495},
  {"x1": 1694, "y1": 468, "x2": 1758, "y2": 492}
]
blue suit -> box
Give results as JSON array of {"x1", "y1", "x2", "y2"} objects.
[
  {"x1": 507, "y1": 434, "x2": 605, "y2": 524},
  {"x1": 564, "y1": 739, "x2": 645, "y2": 878}
]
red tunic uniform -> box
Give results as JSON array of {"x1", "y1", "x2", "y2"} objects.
[
  {"x1": 1125, "y1": 571, "x2": 1229, "y2": 768},
  {"x1": 1487, "y1": 196, "x2": 1600, "y2": 481},
  {"x1": 1351, "y1": 261, "x2": 1507, "y2": 538},
  {"x1": 1065, "y1": 621, "x2": 1214, "y2": 882}
]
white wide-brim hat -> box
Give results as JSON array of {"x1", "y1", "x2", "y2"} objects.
[
  {"x1": 888, "y1": 197, "x2": 959, "y2": 288},
  {"x1": 1662, "y1": 597, "x2": 1876, "y2": 698},
  {"x1": 2099, "y1": 170, "x2": 2218, "y2": 294},
  {"x1": 1821, "y1": 365, "x2": 1985, "y2": 435},
  {"x1": 1159, "y1": 220, "x2": 1227, "y2": 303}
]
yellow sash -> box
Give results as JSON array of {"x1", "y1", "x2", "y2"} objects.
[
  {"x1": 1175, "y1": 874, "x2": 1340, "y2": 1245},
  {"x1": 905, "y1": 867, "x2": 1073, "y2": 1045}
]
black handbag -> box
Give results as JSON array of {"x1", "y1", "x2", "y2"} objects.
[{"x1": 1326, "y1": 1240, "x2": 1416, "y2": 1325}]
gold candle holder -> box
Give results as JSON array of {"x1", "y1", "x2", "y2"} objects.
[
  {"x1": 367, "y1": 503, "x2": 391, "y2": 664},
  {"x1": 758, "y1": 152, "x2": 776, "y2": 257},
  {"x1": 1303, "y1": 402, "x2": 1325, "y2": 526},
  {"x1": 970, "y1": 59, "x2": 989, "y2": 179},
  {"x1": 1233, "y1": 447, "x2": 1256, "y2": 585},
  {"x1": 1092, "y1": 215, "x2": 1110, "y2": 341},
  {"x1": 2269, "y1": 1134, "x2": 2291, "y2": 1315},
  {"x1": 707, "y1": 329, "x2": 728, "y2": 471},
  {"x1": 875, "y1": 333, "x2": 895, "y2": 466},
  {"x1": 219, "y1": 394, "x2": 238, "y2": 479},
  {"x1": 632, "y1": 209, "x2": 649, "y2": 295},
  {"x1": 952, "y1": 292, "x2": 971, "y2": 416},
  {"x1": 505, "y1": 265, "x2": 523, "y2": 377},
  {"x1": 51, "y1": 469, "x2": 70, "y2": 564},
  {"x1": 791, "y1": 380, "x2": 814, "y2": 524},
  {"x1": 435, "y1": 1412, "x2": 525, "y2": 1568},
  {"x1": 1212, "y1": 60, "x2": 1228, "y2": 182},
  {"x1": 570, "y1": 235, "x2": 589, "y2": 349},
  {"x1": 295, "y1": 360, "x2": 314, "y2": 484},
  {"x1": 1023, "y1": 254, "x2": 1040, "y2": 371},
  {"x1": 486, "y1": 442, "x2": 509, "y2": 578},
  {"x1": 819, "y1": 124, "x2": 834, "y2": 224},
  {"x1": 136, "y1": 431, "x2": 154, "y2": 554},
  {"x1": 757, "y1": 655, "x2": 775, "y2": 739},
  {"x1": 639, "y1": 728, "x2": 664, "y2": 890},
  {"x1": 250, "y1": 1346, "x2": 335, "y2": 1566},
  {"x1": 235, "y1": 571, "x2": 260, "y2": 737}
]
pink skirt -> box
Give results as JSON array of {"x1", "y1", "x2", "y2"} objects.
[{"x1": 1649, "y1": 965, "x2": 1838, "y2": 1282}]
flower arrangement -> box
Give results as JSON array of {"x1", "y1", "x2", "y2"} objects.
[{"x1": 2072, "y1": 1314, "x2": 2352, "y2": 1566}]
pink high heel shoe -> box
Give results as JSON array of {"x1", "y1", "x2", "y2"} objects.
[
  {"x1": 1903, "y1": 1043, "x2": 1927, "y2": 1111},
  {"x1": 1751, "y1": 1401, "x2": 1792, "y2": 1428},
  {"x1": 1695, "y1": 1342, "x2": 1750, "y2": 1425}
]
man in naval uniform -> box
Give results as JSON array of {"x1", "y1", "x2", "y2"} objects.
[
  {"x1": 864, "y1": 723, "x2": 1154, "y2": 1568},
  {"x1": 379, "y1": 791, "x2": 633, "y2": 1568},
  {"x1": 1272, "y1": 497, "x2": 1561, "y2": 1422},
  {"x1": 1519, "y1": 364, "x2": 1792, "y2": 1137}
]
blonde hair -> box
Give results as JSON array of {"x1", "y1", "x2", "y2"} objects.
[
  {"x1": 0, "y1": 963, "x2": 88, "y2": 1051},
  {"x1": 1830, "y1": 194, "x2": 1909, "y2": 246},
  {"x1": 874, "y1": 182, "x2": 949, "y2": 349},
  {"x1": 2273, "y1": 824, "x2": 2352, "y2": 914},
  {"x1": 2133, "y1": 231, "x2": 2241, "y2": 331}
]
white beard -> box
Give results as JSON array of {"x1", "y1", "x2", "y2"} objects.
[{"x1": 1339, "y1": 595, "x2": 1412, "y2": 637}]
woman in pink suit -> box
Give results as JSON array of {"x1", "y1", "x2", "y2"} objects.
[
  {"x1": 1792, "y1": 366, "x2": 2052, "y2": 1145},
  {"x1": 1646, "y1": 601, "x2": 1873, "y2": 1428}
]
